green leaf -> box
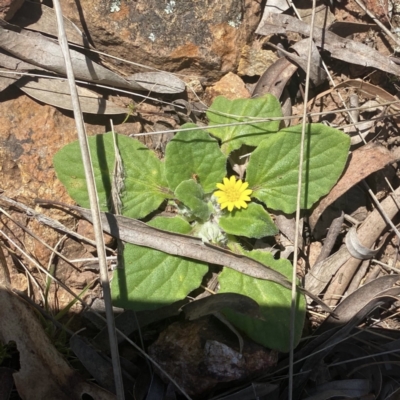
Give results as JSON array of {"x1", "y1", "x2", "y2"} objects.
[
  {"x1": 148, "y1": 215, "x2": 193, "y2": 234},
  {"x1": 246, "y1": 124, "x2": 350, "y2": 214},
  {"x1": 165, "y1": 124, "x2": 226, "y2": 193},
  {"x1": 206, "y1": 95, "x2": 282, "y2": 155},
  {"x1": 175, "y1": 179, "x2": 211, "y2": 221},
  {"x1": 219, "y1": 203, "x2": 278, "y2": 238},
  {"x1": 219, "y1": 251, "x2": 306, "y2": 352},
  {"x1": 53, "y1": 133, "x2": 171, "y2": 219},
  {"x1": 117, "y1": 136, "x2": 170, "y2": 219},
  {"x1": 111, "y1": 216, "x2": 208, "y2": 311},
  {"x1": 54, "y1": 133, "x2": 116, "y2": 212}
]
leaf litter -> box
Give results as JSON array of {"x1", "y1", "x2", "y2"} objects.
[{"x1": 2, "y1": 0, "x2": 400, "y2": 399}]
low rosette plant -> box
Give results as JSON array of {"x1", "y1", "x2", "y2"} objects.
[{"x1": 54, "y1": 94, "x2": 350, "y2": 351}]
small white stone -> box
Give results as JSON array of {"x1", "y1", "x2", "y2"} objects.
[{"x1": 110, "y1": 0, "x2": 120, "y2": 13}]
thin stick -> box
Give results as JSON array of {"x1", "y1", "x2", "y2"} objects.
[
  {"x1": 51, "y1": 1, "x2": 125, "y2": 398},
  {"x1": 361, "y1": 180, "x2": 400, "y2": 241},
  {"x1": 289, "y1": 0, "x2": 317, "y2": 398}
]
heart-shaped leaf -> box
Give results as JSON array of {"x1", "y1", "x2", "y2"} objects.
[
  {"x1": 175, "y1": 179, "x2": 211, "y2": 220},
  {"x1": 54, "y1": 133, "x2": 171, "y2": 219},
  {"x1": 111, "y1": 216, "x2": 208, "y2": 311},
  {"x1": 219, "y1": 250, "x2": 306, "y2": 352},
  {"x1": 219, "y1": 203, "x2": 278, "y2": 238},
  {"x1": 165, "y1": 124, "x2": 227, "y2": 193},
  {"x1": 206, "y1": 95, "x2": 282, "y2": 155},
  {"x1": 246, "y1": 124, "x2": 350, "y2": 213}
]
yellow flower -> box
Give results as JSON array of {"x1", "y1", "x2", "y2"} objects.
[{"x1": 214, "y1": 176, "x2": 253, "y2": 212}]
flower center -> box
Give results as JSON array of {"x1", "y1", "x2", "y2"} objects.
[{"x1": 225, "y1": 188, "x2": 241, "y2": 202}]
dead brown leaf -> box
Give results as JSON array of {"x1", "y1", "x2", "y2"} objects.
[
  {"x1": 256, "y1": 12, "x2": 400, "y2": 76},
  {"x1": 16, "y1": 76, "x2": 127, "y2": 115},
  {"x1": 336, "y1": 79, "x2": 400, "y2": 116},
  {"x1": 309, "y1": 142, "x2": 396, "y2": 230},
  {"x1": 0, "y1": 21, "x2": 185, "y2": 94},
  {"x1": 252, "y1": 57, "x2": 298, "y2": 99},
  {"x1": 10, "y1": 0, "x2": 90, "y2": 47},
  {"x1": 0, "y1": 287, "x2": 116, "y2": 399}
]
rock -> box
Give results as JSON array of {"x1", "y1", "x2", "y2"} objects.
[
  {"x1": 148, "y1": 316, "x2": 278, "y2": 397},
  {"x1": 238, "y1": 43, "x2": 278, "y2": 77},
  {"x1": 205, "y1": 72, "x2": 250, "y2": 102},
  {"x1": 60, "y1": 0, "x2": 262, "y2": 81},
  {"x1": 0, "y1": 0, "x2": 24, "y2": 20}
]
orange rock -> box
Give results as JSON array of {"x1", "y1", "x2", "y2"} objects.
[
  {"x1": 59, "y1": 0, "x2": 262, "y2": 81},
  {"x1": 205, "y1": 72, "x2": 250, "y2": 102}
]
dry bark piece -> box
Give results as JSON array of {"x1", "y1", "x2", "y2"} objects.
[
  {"x1": 309, "y1": 142, "x2": 397, "y2": 231},
  {"x1": 305, "y1": 246, "x2": 352, "y2": 297},
  {"x1": 256, "y1": 12, "x2": 400, "y2": 76},
  {"x1": 313, "y1": 212, "x2": 344, "y2": 266},
  {"x1": 322, "y1": 185, "x2": 400, "y2": 306},
  {"x1": 306, "y1": 186, "x2": 400, "y2": 297},
  {"x1": 0, "y1": 287, "x2": 116, "y2": 399},
  {"x1": 345, "y1": 226, "x2": 381, "y2": 260}
]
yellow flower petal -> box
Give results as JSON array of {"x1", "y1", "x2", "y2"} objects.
[
  {"x1": 240, "y1": 182, "x2": 249, "y2": 191},
  {"x1": 222, "y1": 177, "x2": 230, "y2": 186},
  {"x1": 214, "y1": 176, "x2": 253, "y2": 212},
  {"x1": 220, "y1": 202, "x2": 228, "y2": 210},
  {"x1": 237, "y1": 200, "x2": 248, "y2": 209},
  {"x1": 242, "y1": 189, "x2": 253, "y2": 196},
  {"x1": 234, "y1": 179, "x2": 243, "y2": 190}
]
